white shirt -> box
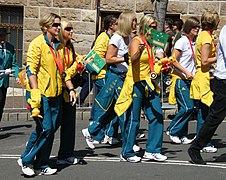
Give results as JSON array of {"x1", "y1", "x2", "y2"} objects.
[
  {"x1": 109, "y1": 33, "x2": 128, "y2": 72},
  {"x1": 174, "y1": 35, "x2": 196, "y2": 77},
  {"x1": 214, "y1": 25, "x2": 226, "y2": 79}
]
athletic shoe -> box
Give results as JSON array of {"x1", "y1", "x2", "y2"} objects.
[
  {"x1": 181, "y1": 137, "x2": 193, "y2": 144},
  {"x1": 82, "y1": 128, "x2": 95, "y2": 149},
  {"x1": 136, "y1": 133, "x2": 145, "y2": 139},
  {"x1": 108, "y1": 137, "x2": 119, "y2": 145},
  {"x1": 169, "y1": 135, "x2": 181, "y2": 144},
  {"x1": 133, "y1": 144, "x2": 141, "y2": 152},
  {"x1": 119, "y1": 154, "x2": 126, "y2": 161},
  {"x1": 21, "y1": 165, "x2": 35, "y2": 177},
  {"x1": 201, "y1": 146, "x2": 217, "y2": 153},
  {"x1": 166, "y1": 131, "x2": 170, "y2": 136},
  {"x1": 188, "y1": 147, "x2": 206, "y2": 165},
  {"x1": 17, "y1": 158, "x2": 22, "y2": 167},
  {"x1": 92, "y1": 140, "x2": 101, "y2": 144},
  {"x1": 35, "y1": 167, "x2": 57, "y2": 176},
  {"x1": 57, "y1": 156, "x2": 80, "y2": 165},
  {"x1": 143, "y1": 152, "x2": 167, "y2": 162},
  {"x1": 120, "y1": 154, "x2": 141, "y2": 163}
]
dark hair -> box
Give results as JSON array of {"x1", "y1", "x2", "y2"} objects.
[
  {"x1": 165, "y1": 18, "x2": 173, "y2": 29},
  {"x1": 183, "y1": 17, "x2": 200, "y2": 34},
  {"x1": 173, "y1": 19, "x2": 184, "y2": 31},
  {"x1": 103, "y1": 15, "x2": 117, "y2": 31}
]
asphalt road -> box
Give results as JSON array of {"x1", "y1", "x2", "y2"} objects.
[{"x1": 1, "y1": 114, "x2": 226, "y2": 180}]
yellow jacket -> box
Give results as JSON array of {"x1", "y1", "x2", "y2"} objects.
[
  {"x1": 92, "y1": 32, "x2": 110, "y2": 80},
  {"x1": 114, "y1": 36, "x2": 163, "y2": 116},
  {"x1": 26, "y1": 34, "x2": 64, "y2": 97}
]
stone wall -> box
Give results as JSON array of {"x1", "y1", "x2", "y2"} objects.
[{"x1": 0, "y1": 0, "x2": 226, "y2": 64}]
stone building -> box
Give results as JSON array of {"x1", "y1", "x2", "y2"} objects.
[{"x1": 0, "y1": 0, "x2": 226, "y2": 67}]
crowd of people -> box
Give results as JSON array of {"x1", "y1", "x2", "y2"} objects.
[{"x1": 0, "y1": 9, "x2": 226, "y2": 176}]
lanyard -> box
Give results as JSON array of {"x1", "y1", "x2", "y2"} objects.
[
  {"x1": 64, "y1": 47, "x2": 71, "y2": 68},
  {"x1": 140, "y1": 35, "x2": 155, "y2": 72},
  {"x1": 186, "y1": 36, "x2": 196, "y2": 62},
  {"x1": 49, "y1": 46, "x2": 64, "y2": 73},
  {"x1": 140, "y1": 35, "x2": 157, "y2": 79},
  {"x1": 206, "y1": 31, "x2": 216, "y2": 47}
]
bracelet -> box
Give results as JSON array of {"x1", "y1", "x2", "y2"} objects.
[{"x1": 69, "y1": 88, "x2": 75, "y2": 92}]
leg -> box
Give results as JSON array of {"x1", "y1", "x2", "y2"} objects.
[
  {"x1": 189, "y1": 78, "x2": 226, "y2": 164},
  {"x1": 0, "y1": 87, "x2": 7, "y2": 122}
]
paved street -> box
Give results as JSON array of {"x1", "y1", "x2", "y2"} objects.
[{"x1": 1, "y1": 113, "x2": 226, "y2": 180}]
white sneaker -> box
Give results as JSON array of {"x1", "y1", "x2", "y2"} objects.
[
  {"x1": 82, "y1": 128, "x2": 95, "y2": 149},
  {"x1": 22, "y1": 165, "x2": 35, "y2": 177},
  {"x1": 57, "y1": 156, "x2": 80, "y2": 165},
  {"x1": 169, "y1": 135, "x2": 181, "y2": 144},
  {"x1": 166, "y1": 131, "x2": 170, "y2": 136},
  {"x1": 201, "y1": 146, "x2": 217, "y2": 153},
  {"x1": 35, "y1": 167, "x2": 57, "y2": 176},
  {"x1": 17, "y1": 158, "x2": 22, "y2": 167},
  {"x1": 181, "y1": 137, "x2": 193, "y2": 144},
  {"x1": 119, "y1": 154, "x2": 126, "y2": 161},
  {"x1": 92, "y1": 140, "x2": 101, "y2": 144},
  {"x1": 143, "y1": 152, "x2": 167, "y2": 162},
  {"x1": 133, "y1": 144, "x2": 141, "y2": 152},
  {"x1": 136, "y1": 133, "x2": 145, "y2": 139},
  {"x1": 120, "y1": 154, "x2": 141, "y2": 163},
  {"x1": 108, "y1": 137, "x2": 119, "y2": 145}
]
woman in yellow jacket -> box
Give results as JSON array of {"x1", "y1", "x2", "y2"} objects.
[
  {"x1": 189, "y1": 11, "x2": 219, "y2": 153},
  {"x1": 18, "y1": 14, "x2": 76, "y2": 176},
  {"x1": 115, "y1": 14, "x2": 168, "y2": 163},
  {"x1": 57, "y1": 21, "x2": 85, "y2": 165}
]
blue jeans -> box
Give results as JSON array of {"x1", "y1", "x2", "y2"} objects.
[
  {"x1": 21, "y1": 93, "x2": 62, "y2": 169},
  {"x1": 167, "y1": 79, "x2": 194, "y2": 137},
  {"x1": 122, "y1": 81, "x2": 164, "y2": 158}
]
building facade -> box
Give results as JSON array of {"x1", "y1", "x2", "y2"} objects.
[{"x1": 0, "y1": 0, "x2": 226, "y2": 66}]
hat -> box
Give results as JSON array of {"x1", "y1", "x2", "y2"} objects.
[{"x1": 0, "y1": 28, "x2": 10, "y2": 35}]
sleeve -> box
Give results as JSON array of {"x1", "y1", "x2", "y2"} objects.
[
  {"x1": 94, "y1": 33, "x2": 109, "y2": 58},
  {"x1": 109, "y1": 34, "x2": 120, "y2": 48},
  {"x1": 219, "y1": 25, "x2": 226, "y2": 57},
  {"x1": 174, "y1": 36, "x2": 185, "y2": 51},
  {"x1": 26, "y1": 40, "x2": 41, "y2": 77},
  {"x1": 11, "y1": 45, "x2": 20, "y2": 78}
]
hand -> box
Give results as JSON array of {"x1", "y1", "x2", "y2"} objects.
[
  {"x1": 138, "y1": 43, "x2": 145, "y2": 52},
  {"x1": 15, "y1": 78, "x2": 21, "y2": 84},
  {"x1": 69, "y1": 89, "x2": 77, "y2": 106},
  {"x1": 185, "y1": 71, "x2": 193, "y2": 80}
]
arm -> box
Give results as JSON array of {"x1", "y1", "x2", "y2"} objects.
[
  {"x1": 10, "y1": 45, "x2": 20, "y2": 84},
  {"x1": 201, "y1": 43, "x2": 217, "y2": 66},
  {"x1": 105, "y1": 44, "x2": 124, "y2": 64},
  {"x1": 129, "y1": 38, "x2": 144, "y2": 65},
  {"x1": 172, "y1": 49, "x2": 193, "y2": 79}
]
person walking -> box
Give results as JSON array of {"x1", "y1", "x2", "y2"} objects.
[
  {"x1": 17, "y1": 13, "x2": 76, "y2": 176},
  {"x1": 0, "y1": 28, "x2": 20, "y2": 129},
  {"x1": 56, "y1": 20, "x2": 85, "y2": 165},
  {"x1": 115, "y1": 14, "x2": 168, "y2": 163},
  {"x1": 167, "y1": 17, "x2": 200, "y2": 144},
  {"x1": 82, "y1": 11, "x2": 137, "y2": 150},
  {"x1": 189, "y1": 11, "x2": 219, "y2": 153}
]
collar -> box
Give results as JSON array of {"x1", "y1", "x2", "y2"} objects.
[{"x1": 44, "y1": 33, "x2": 61, "y2": 49}]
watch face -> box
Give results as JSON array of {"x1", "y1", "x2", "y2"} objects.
[{"x1": 150, "y1": 72, "x2": 157, "y2": 79}]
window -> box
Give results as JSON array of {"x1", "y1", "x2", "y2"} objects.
[{"x1": 0, "y1": 6, "x2": 23, "y2": 67}]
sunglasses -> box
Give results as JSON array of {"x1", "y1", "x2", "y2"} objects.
[
  {"x1": 149, "y1": 25, "x2": 157, "y2": 30},
  {"x1": 64, "y1": 27, "x2": 73, "y2": 32},
  {"x1": 52, "y1": 23, "x2": 61, "y2": 27},
  {"x1": 192, "y1": 26, "x2": 201, "y2": 30}
]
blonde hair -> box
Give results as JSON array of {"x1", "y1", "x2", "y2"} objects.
[
  {"x1": 201, "y1": 10, "x2": 220, "y2": 30},
  {"x1": 58, "y1": 21, "x2": 72, "y2": 44},
  {"x1": 39, "y1": 13, "x2": 61, "y2": 33},
  {"x1": 139, "y1": 14, "x2": 157, "y2": 35},
  {"x1": 116, "y1": 11, "x2": 136, "y2": 37}
]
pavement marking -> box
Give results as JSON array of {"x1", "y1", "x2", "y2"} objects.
[{"x1": 1, "y1": 154, "x2": 226, "y2": 169}]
